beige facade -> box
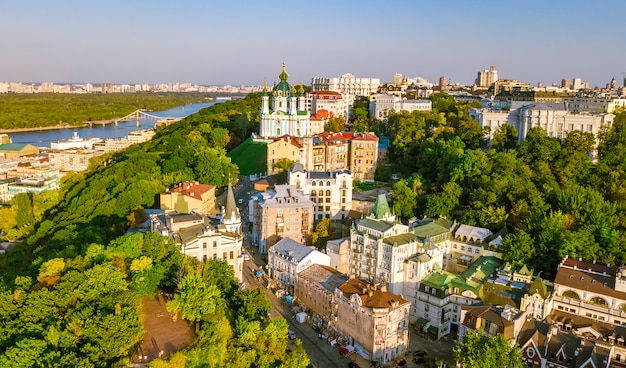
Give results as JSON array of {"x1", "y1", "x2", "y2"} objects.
[
  {"x1": 251, "y1": 185, "x2": 314, "y2": 253},
  {"x1": 350, "y1": 132, "x2": 378, "y2": 181},
  {"x1": 160, "y1": 181, "x2": 216, "y2": 215},
  {"x1": 0, "y1": 143, "x2": 39, "y2": 159},
  {"x1": 326, "y1": 237, "x2": 350, "y2": 274},
  {"x1": 49, "y1": 150, "x2": 103, "y2": 172},
  {"x1": 335, "y1": 278, "x2": 410, "y2": 364},
  {"x1": 295, "y1": 264, "x2": 349, "y2": 323},
  {"x1": 266, "y1": 135, "x2": 303, "y2": 175}
]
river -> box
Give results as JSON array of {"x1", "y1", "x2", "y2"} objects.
[{"x1": 6, "y1": 101, "x2": 217, "y2": 148}]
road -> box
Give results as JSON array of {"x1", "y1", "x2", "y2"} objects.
[{"x1": 242, "y1": 244, "x2": 355, "y2": 368}]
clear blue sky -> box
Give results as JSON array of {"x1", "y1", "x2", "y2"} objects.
[{"x1": 1, "y1": 0, "x2": 625, "y2": 88}]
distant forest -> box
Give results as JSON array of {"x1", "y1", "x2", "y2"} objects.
[{"x1": 0, "y1": 92, "x2": 243, "y2": 129}]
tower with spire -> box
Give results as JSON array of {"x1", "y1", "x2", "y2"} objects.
[
  {"x1": 221, "y1": 184, "x2": 242, "y2": 234},
  {"x1": 259, "y1": 63, "x2": 311, "y2": 138}
]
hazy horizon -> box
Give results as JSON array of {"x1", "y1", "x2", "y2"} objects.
[{"x1": 2, "y1": 0, "x2": 625, "y2": 88}]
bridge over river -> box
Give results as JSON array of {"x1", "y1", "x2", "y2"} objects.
[{"x1": 84, "y1": 109, "x2": 184, "y2": 128}]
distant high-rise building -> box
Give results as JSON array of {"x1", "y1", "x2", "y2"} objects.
[
  {"x1": 561, "y1": 79, "x2": 571, "y2": 89},
  {"x1": 573, "y1": 78, "x2": 583, "y2": 90},
  {"x1": 475, "y1": 66, "x2": 498, "y2": 88}
]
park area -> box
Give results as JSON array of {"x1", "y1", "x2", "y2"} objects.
[{"x1": 130, "y1": 293, "x2": 196, "y2": 364}]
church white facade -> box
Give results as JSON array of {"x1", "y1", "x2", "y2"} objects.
[{"x1": 259, "y1": 64, "x2": 312, "y2": 138}]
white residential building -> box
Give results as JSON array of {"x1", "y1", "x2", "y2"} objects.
[
  {"x1": 369, "y1": 94, "x2": 432, "y2": 120},
  {"x1": 267, "y1": 237, "x2": 330, "y2": 293},
  {"x1": 287, "y1": 162, "x2": 353, "y2": 221}
]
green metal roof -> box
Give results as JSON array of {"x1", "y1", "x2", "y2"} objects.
[
  {"x1": 383, "y1": 233, "x2": 417, "y2": 246},
  {"x1": 0, "y1": 143, "x2": 30, "y2": 151},
  {"x1": 412, "y1": 221, "x2": 449, "y2": 240},
  {"x1": 460, "y1": 256, "x2": 501, "y2": 284},
  {"x1": 372, "y1": 194, "x2": 391, "y2": 219},
  {"x1": 421, "y1": 270, "x2": 476, "y2": 293},
  {"x1": 358, "y1": 218, "x2": 393, "y2": 233}
]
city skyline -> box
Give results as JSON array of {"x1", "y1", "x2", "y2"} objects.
[{"x1": 1, "y1": 1, "x2": 625, "y2": 88}]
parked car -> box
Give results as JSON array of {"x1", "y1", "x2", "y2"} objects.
[
  {"x1": 243, "y1": 253, "x2": 250, "y2": 261},
  {"x1": 348, "y1": 363, "x2": 360, "y2": 368},
  {"x1": 393, "y1": 357, "x2": 406, "y2": 367},
  {"x1": 288, "y1": 330, "x2": 296, "y2": 340},
  {"x1": 412, "y1": 357, "x2": 425, "y2": 365},
  {"x1": 238, "y1": 198, "x2": 245, "y2": 204},
  {"x1": 413, "y1": 350, "x2": 427, "y2": 357}
]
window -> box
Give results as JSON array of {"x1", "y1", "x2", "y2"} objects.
[
  {"x1": 223, "y1": 252, "x2": 227, "y2": 260},
  {"x1": 213, "y1": 241, "x2": 217, "y2": 248},
  {"x1": 203, "y1": 242, "x2": 207, "y2": 249},
  {"x1": 213, "y1": 253, "x2": 217, "y2": 259}
]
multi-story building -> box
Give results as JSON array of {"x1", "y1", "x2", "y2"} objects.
[
  {"x1": 151, "y1": 186, "x2": 243, "y2": 281},
  {"x1": 268, "y1": 237, "x2": 330, "y2": 293},
  {"x1": 309, "y1": 90, "x2": 347, "y2": 120},
  {"x1": 475, "y1": 66, "x2": 498, "y2": 89},
  {"x1": 7, "y1": 171, "x2": 60, "y2": 199},
  {"x1": 127, "y1": 129, "x2": 156, "y2": 144},
  {"x1": 287, "y1": 162, "x2": 352, "y2": 221},
  {"x1": 458, "y1": 303, "x2": 527, "y2": 346},
  {"x1": 349, "y1": 194, "x2": 418, "y2": 295},
  {"x1": 251, "y1": 184, "x2": 314, "y2": 253},
  {"x1": 368, "y1": 94, "x2": 432, "y2": 120},
  {"x1": 553, "y1": 257, "x2": 626, "y2": 327},
  {"x1": 160, "y1": 181, "x2": 216, "y2": 215},
  {"x1": 295, "y1": 264, "x2": 349, "y2": 323},
  {"x1": 259, "y1": 64, "x2": 311, "y2": 138},
  {"x1": 311, "y1": 73, "x2": 381, "y2": 97},
  {"x1": 49, "y1": 149, "x2": 104, "y2": 172},
  {"x1": 350, "y1": 132, "x2": 379, "y2": 182},
  {"x1": 334, "y1": 278, "x2": 410, "y2": 365},
  {"x1": 469, "y1": 102, "x2": 614, "y2": 143},
  {"x1": 50, "y1": 132, "x2": 102, "y2": 150},
  {"x1": 326, "y1": 237, "x2": 350, "y2": 273},
  {"x1": 266, "y1": 135, "x2": 304, "y2": 175}
]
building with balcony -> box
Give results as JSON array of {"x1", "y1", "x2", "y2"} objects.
[
  {"x1": 268, "y1": 237, "x2": 330, "y2": 293},
  {"x1": 309, "y1": 90, "x2": 347, "y2": 120},
  {"x1": 334, "y1": 278, "x2": 410, "y2": 365},
  {"x1": 553, "y1": 257, "x2": 626, "y2": 327},
  {"x1": 295, "y1": 263, "x2": 349, "y2": 323},
  {"x1": 49, "y1": 149, "x2": 104, "y2": 172},
  {"x1": 349, "y1": 194, "x2": 418, "y2": 295},
  {"x1": 287, "y1": 162, "x2": 352, "y2": 221},
  {"x1": 251, "y1": 184, "x2": 314, "y2": 253}
]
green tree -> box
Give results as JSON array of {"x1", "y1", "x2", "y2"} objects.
[
  {"x1": 391, "y1": 179, "x2": 417, "y2": 220},
  {"x1": 15, "y1": 193, "x2": 35, "y2": 228},
  {"x1": 491, "y1": 124, "x2": 518, "y2": 152},
  {"x1": 324, "y1": 116, "x2": 346, "y2": 132},
  {"x1": 311, "y1": 218, "x2": 334, "y2": 250},
  {"x1": 454, "y1": 330, "x2": 523, "y2": 368}
]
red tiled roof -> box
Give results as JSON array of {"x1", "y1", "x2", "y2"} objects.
[
  {"x1": 272, "y1": 134, "x2": 303, "y2": 148},
  {"x1": 169, "y1": 182, "x2": 214, "y2": 198},
  {"x1": 309, "y1": 90, "x2": 342, "y2": 97},
  {"x1": 311, "y1": 109, "x2": 332, "y2": 120},
  {"x1": 561, "y1": 257, "x2": 617, "y2": 276},
  {"x1": 338, "y1": 278, "x2": 409, "y2": 309}
]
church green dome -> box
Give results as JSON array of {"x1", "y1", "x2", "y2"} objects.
[{"x1": 273, "y1": 63, "x2": 291, "y2": 96}]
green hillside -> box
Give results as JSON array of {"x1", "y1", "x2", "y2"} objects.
[{"x1": 227, "y1": 138, "x2": 267, "y2": 175}]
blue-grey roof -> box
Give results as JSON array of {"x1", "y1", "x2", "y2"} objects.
[
  {"x1": 270, "y1": 237, "x2": 313, "y2": 262},
  {"x1": 518, "y1": 102, "x2": 567, "y2": 111}
]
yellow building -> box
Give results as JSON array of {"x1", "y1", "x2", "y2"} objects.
[
  {"x1": 160, "y1": 181, "x2": 216, "y2": 215},
  {"x1": 0, "y1": 143, "x2": 40, "y2": 159},
  {"x1": 266, "y1": 135, "x2": 303, "y2": 175}
]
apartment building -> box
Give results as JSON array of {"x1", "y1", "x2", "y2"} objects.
[
  {"x1": 552, "y1": 257, "x2": 626, "y2": 327},
  {"x1": 295, "y1": 264, "x2": 349, "y2": 323},
  {"x1": 350, "y1": 132, "x2": 379, "y2": 182},
  {"x1": 349, "y1": 194, "x2": 418, "y2": 295},
  {"x1": 49, "y1": 149, "x2": 104, "y2": 172},
  {"x1": 268, "y1": 237, "x2": 330, "y2": 294},
  {"x1": 160, "y1": 181, "x2": 216, "y2": 215},
  {"x1": 309, "y1": 90, "x2": 347, "y2": 120},
  {"x1": 266, "y1": 135, "x2": 304, "y2": 175},
  {"x1": 287, "y1": 162, "x2": 353, "y2": 221},
  {"x1": 334, "y1": 278, "x2": 410, "y2": 365},
  {"x1": 251, "y1": 184, "x2": 314, "y2": 253}
]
